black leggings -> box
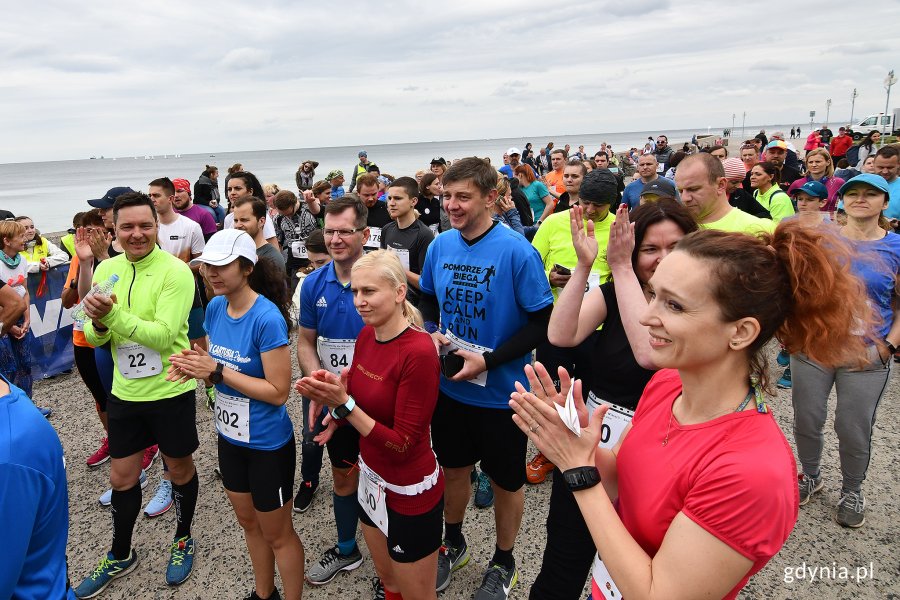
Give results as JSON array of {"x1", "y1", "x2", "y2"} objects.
[
  {"x1": 73, "y1": 344, "x2": 108, "y2": 412},
  {"x1": 529, "y1": 468, "x2": 595, "y2": 600}
]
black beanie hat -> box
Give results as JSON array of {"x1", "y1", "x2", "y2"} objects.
[{"x1": 580, "y1": 169, "x2": 618, "y2": 205}]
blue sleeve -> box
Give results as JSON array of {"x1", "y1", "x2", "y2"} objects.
[
  {"x1": 299, "y1": 273, "x2": 318, "y2": 329},
  {"x1": 419, "y1": 241, "x2": 437, "y2": 296},
  {"x1": 0, "y1": 464, "x2": 46, "y2": 598},
  {"x1": 513, "y1": 243, "x2": 554, "y2": 312},
  {"x1": 203, "y1": 297, "x2": 217, "y2": 337},
  {"x1": 256, "y1": 305, "x2": 290, "y2": 353},
  {"x1": 503, "y1": 210, "x2": 525, "y2": 235}
]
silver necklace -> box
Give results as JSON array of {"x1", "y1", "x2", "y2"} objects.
[{"x1": 662, "y1": 390, "x2": 754, "y2": 447}]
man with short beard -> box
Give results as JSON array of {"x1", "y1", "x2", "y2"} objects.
[
  {"x1": 232, "y1": 196, "x2": 286, "y2": 272},
  {"x1": 652, "y1": 135, "x2": 675, "y2": 173},
  {"x1": 762, "y1": 140, "x2": 801, "y2": 189},
  {"x1": 172, "y1": 178, "x2": 217, "y2": 241}
]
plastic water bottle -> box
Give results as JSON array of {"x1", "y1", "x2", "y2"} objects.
[{"x1": 71, "y1": 274, "x2": 120, "y2": 324}]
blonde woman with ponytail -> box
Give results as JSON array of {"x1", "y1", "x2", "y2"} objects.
[{"x1": 297, "y1": 250, "x2": 442, "y2": 600}]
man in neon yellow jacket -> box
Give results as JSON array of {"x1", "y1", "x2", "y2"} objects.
[{"x1": 74, "y1": 191, "x2": 199, "y2": 598}]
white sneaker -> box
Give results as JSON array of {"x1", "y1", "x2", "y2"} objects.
[
  {"x1": 99, "y1": 469, "x2": 148, "y2": 507},
  {"x1": 143, "y1": 477, "x2": 173, "y2": 517}
]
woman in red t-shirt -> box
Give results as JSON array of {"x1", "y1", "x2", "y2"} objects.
[
  {"x1": 510, "y1": 222, "x2": 874, "y2": 599},
  {"x1": 297, "y1": 250, "x2": 442, "y2": 600}
]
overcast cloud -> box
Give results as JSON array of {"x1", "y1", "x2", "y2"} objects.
[{"x1": 3, "y1": 0, "x2": 899, "y2": 163}]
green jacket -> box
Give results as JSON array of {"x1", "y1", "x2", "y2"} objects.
[{"x1": 84, "y1": 247, "x2": 196, "y2": 401}]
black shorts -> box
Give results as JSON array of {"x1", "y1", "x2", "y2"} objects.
[
  {"x1": 218, "y1": 435, "x2": 296, "y2": 512},
  {"x1": 107, "y1": 391, "x2": 199, "y2": 459},
  {"x1": 431, "y1": 391, "x2": 527, "y2": 492},
  {"x1": 359, "y1": 496, "x2": 444, "y2": 563},
  {"x1": 326, "y1": 424, "x2": 360, "y2": 470}
]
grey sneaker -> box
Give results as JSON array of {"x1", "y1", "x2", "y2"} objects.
[
  {"x1": 474, "y1": 560, "x2": 518, "y2": 600},
  {"x1": 798, "y1": 473, "x2": 823, "y2": 506},
  {"x1": 436, "y1": 538, "x2": 470, "y2": 592},
  {"x1": 305, "y1": 545, "x2": 363, "y2": 585},
  {"x1": 836, "y1": 489, "x2": 866, "y2": 528}
]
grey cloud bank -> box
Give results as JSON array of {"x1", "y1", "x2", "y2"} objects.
[{"x1": 2, "y1": 0, "x2": 899, "y2": 163}]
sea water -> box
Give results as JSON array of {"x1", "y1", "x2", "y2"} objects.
[{"x1": 0, "y1": 125, "x2": 797, "y2": 232}]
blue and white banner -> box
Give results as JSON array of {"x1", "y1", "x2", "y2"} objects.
[{"x1": 26, "y1": 265, "x2": 75, "y2": 379}]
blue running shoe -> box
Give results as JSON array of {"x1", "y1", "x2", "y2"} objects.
[
  {"x1": 776, "y1": 349, "x2": 790, "y2": 367},
  {"x1": 99, "y1": 469, "x2": 148, "y2": 507},
  {"x1": 165, "y1": 536, "x2": 195, "y2": 585},
  {"x1": 777, "y1": 367, "x2": 792, "y2": 390},
  {"x1": 74, "y1": 550, "x2": 138, "y2": 598},
  {"x1": 474, "y1": 470, "x2": 494, "y2": 509},
  {"x1": 38, "y1": 406, "x2": 52, "y2": 418}
]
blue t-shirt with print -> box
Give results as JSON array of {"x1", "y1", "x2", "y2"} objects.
[
  {"x1": 852, "y1": 231, "x2": 900, "y2": 338},
  {"x1": 205, "y1": 295, "x2": 292, "y2": 450},
  {"x1": 0, "y1": 377, "x2": 76, "y2": 600},
  {"x1": 419, "y1": 223, "x2": 554, "y2": 408}
]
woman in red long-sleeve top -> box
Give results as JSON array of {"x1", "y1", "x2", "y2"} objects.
[{"x1": 297, "y1": 249, "x2": 442, "y2": 600}]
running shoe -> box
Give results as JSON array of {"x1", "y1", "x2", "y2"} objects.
[
  {"x1": 474, "y1": 560, "x2": 518, "y2": 600},
  {"x1": 776, "y1": 367, "x2": 792, "y2": 390},
  {"x1": 99, "y1": 469, "x2": 148, "y2": 507},
  {"x1": 165, "y1": 535, "x2": 195, "y2": 585},
  {"x1": 144, "y1": 477, "x2": 173, "y2": 517},
  {"x1": 525, "y1": 452, "x2": 554, "y2": 484},
  {"x1": 836, "y1": 489, "x2": 866, "y2": 528},
  {"x1": 474, "y1": 470, "x2": 494, "y2": 509},
  {"x1": 243, "y1": 591, "x2": 282, "y2": 600},
  {"x1": 798, "y1": 473, "x2": 823, "y2": 506},
  {"x1": 38, "y1": 406, "x2": 52, "y2": 418},
  {"x1": 305, "y1": 544, "x2": 363, "y2": 585},
  {"x1": 86, "y1": 437, "x2": 110, "y2": 468},
  {"x1": 73, "y1": 549, "x2": 138, "y2": 599},
  {"x1": 293, "y1": 481, "x2": 317, "y2": 513},
  {"x1": 436, "y1": 538, "x2": 470, "y2": 592},
  {"x1": 141, "y1": 445, "x2": 159, "y2": 471},
  {"x1": 205, "y1": 385, "x2": 216, "y2": 411},
  {"x1": 776, "y1": 348, "x2": 790, "y2": 367},
  {"x1": 371, "y1": 577, "x2": 385, "y2": 600}
]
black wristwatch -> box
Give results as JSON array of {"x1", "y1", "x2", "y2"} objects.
[
  {"x1": 562, "y1": 466, "x2": 601, "y2": 492},
  {"x1": 209, "y1": 362, "x2": 225, "y2": 384}
]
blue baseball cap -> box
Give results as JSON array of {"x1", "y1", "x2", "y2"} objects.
[
  {"x1": 88, "y1": 186, "x2": 135, "y2": 208},
  {"x1": 837, "y1": 173, "x2": 890, "y2": 197},
  {"x1": 358, "y1": 150, "x2": 367, "y2": 157},
  {"x1": 790, "y1": 180, "x2": 828, "y2": 199}
]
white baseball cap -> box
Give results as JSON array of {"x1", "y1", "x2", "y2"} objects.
[
  {"x1": 507, "y1": 147, "x2": 521, "y2": 156},
  {"x1": 190, "y1": 229, "x2": 257, "y2": 267}
]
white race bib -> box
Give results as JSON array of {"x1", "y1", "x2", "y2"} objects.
[
  {"x1": 290, "y1": 240, "x2": 308, "y2": 259},
  {"x1": 656, "y1": 163, "x2": 665, "y2": 173},
  {"x1": 390, "y1": 247, "x2": 410, "y2": 271},
  {"x1": 365, "y1": 227, "x2": 382, "y2": 249},
  {"x1": 587, "y1": 392, "x2": 634, "y2": 450},
  {"x1": 115, "y1": 343, "x2": 163, "y2": 379},
  {"x1": 358, "y1": 468, "x2": 389, "y2": 536},
  {"x1": 215, "y1": 390, "x2": 251, "y2": 442},
  {"x1": 585, "y1": 272, "x2": 601, "y2": 294},
  {"x1": 592, "y1": 554, "x2": 624, "y2": 599},
  {"x1": 442, "y1": 330, "x2": 492, "y2": 387},
  {"x1": 317, "y1": 337, "x2": 355, "y2": 375}
]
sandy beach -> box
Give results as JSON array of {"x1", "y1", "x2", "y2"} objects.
[{"x1": 43, "y1": 337, "x2": 898, "y2": 600}]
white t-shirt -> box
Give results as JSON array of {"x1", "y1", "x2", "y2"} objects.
[
  {"x1": 158, "y1": 215, "x2": 205, "y2": 263},
  {"x1": 224, "y1": 212, "x2": 276, "y2": 239},
  {"x1": 0, "y1": 258, "x2": 28, "y2": 297}
]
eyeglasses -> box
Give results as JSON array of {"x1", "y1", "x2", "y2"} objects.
[{"x1": 323, "y1": 227, "x2": 364, "y2": 239}]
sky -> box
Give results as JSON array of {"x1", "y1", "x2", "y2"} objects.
[{"x1": 3, "y1": 0, "x2": 900, "y2": 163}]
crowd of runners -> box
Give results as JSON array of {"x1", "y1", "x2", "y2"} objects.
[{"x1": 1, "y1": 131, "x2": 898, "y2": 600}]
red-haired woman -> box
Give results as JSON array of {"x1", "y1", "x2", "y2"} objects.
[
  {"x1": 510, "y1": 221, "x2": 872, "y2": 599},
  {"x1": 515, "y1": 165, "x2": 554, "y2": 225}
]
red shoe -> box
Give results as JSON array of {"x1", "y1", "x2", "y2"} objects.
[
  {"x1": 526, "y1": 452, "x2": 554, "y2": 484},
  {"x1": 86, "y1": 437, "x2": 110, "y2": 468},
  {"x1": 142, "y1": 445, "x2": 160, "y2": 471}
]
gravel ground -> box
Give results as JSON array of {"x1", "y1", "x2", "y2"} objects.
[{"x1": 40, "y1": 339, "x2": 898, "y2": 600}]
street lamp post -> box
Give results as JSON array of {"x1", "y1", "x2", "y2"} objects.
[
  {"x1": 825, "y1": 98, "x2": 832, "y2": 129},
  {"x1": 850, "y1": 88, "x2": 858, "y2": 124},
  {"x1": 741, "y1": 111, "x2": 746, "y2": 139},
  {"x1": 884, "y1": 70, "x2": 897, "y2": 141},
  {"x1": 809, "y1": 110, "x2": 815, "y2": 133}
]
